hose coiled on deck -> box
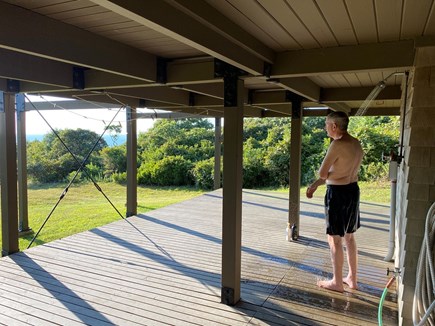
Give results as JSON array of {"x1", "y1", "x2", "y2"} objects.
[{"x1": 413, "y1": 202, "x2": 435, "y2": 326}]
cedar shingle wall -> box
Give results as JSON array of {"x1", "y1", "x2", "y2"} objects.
[{"x1": 396, "y1": 46, "x2": 435, "y2": 326}]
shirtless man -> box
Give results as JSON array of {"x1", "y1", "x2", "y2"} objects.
[{"x1": 306, "y1": 111, "x2": 364, "y2": 293}]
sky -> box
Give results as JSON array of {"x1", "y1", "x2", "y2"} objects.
[{"x1": 25, "y1": 95, "x2": 156, "y2": 135}]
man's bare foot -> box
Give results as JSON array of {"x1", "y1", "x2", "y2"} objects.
[
  {"x1": 317, "y1": 279, "x2": 344, "y2": 293},
  {"x1": 343, "y1": 276, "x2": 358, "y2": 290}
]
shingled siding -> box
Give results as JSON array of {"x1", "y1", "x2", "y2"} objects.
[{"x1": 396, "y1": 46, "x2": 435, "y2": 326}]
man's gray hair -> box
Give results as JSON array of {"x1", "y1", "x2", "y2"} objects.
[{"x1": 327, "y1": 111, "x2": 349, "y2": 131}]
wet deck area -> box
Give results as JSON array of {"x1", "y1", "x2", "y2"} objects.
[{"x1": 0, "y1": 189, "x2": 397, "y2": 325}]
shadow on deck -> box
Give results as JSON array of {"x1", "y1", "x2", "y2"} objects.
[{"x1": 0, "y1": 189, "x2": 397, "y2": 325}]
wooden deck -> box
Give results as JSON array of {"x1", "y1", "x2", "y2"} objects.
[{"x1": 0, "y1": 189, "x2": 397, "y2": 325}]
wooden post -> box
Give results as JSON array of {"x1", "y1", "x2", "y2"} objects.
[
  {"x1": 221, "y1": 76, "x2": 244, "y2": 305},
  {"x1": 214, "y1": 117, "x2": 222, "y2": 190},
  {"x1": 16, "y1": 93, "x2": 31, "y2": 234},
  {"x1": 0, "y1": 91, "x2": 19, "y2": 256},
  {"x1": 287, "y1": 99, "x2": 303, "y2": 241},
  {"x1": 126, "y1": 106, "x2": 137, "y2": 217}
]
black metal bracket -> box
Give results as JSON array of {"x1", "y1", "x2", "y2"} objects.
[
  {"x1": 6, "y1": 79, "x2": 20, "y2": 93},
  {"x1": 0, "y1": 91, "x2": 3, "y2": 112},
  {"x1": 189, "y1": 92, "x2": 195, "y2": 106},
  {"x1": 156, "y1": 57, "x2": 168, "y2": 84},
  {"x1": 139, "y1": 99, "x2": 146, "y2": 108},
  {"x1": 221, "y1": 287, "x2": 236, "y2": 305},
  {"x1": 214, "y1": 59, "x2": 249, "y2": 107},
  {"x1": 285, "y1": 91, "x2": 304, "y2": 119},
  {"x1": 263, "y1": 62, "x2": 272, "y2": 78},
  {"x1": 214, "y1": 59, "x2": 248, "y2": 79},
  {"x1": 223, "y1": 75, "x2": 239, "y2": 107},
  {"x1": 73, "y1": 67, "x2": 85, "y2": 90},
  {"x1": 247, "y1": 89, "x2": 254, "y2": 105}
]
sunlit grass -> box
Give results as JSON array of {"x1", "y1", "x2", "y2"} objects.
[{"x1": 1, "y1": 182, "x2": 204, "y2": 250}]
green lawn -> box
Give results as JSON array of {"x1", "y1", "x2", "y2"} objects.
[
  {"x1": 1, "y1": 182, "x2": 204, "y2": 250},
  {"x1": 0, "y1": 181, "x2": 392, "y2": 250}
]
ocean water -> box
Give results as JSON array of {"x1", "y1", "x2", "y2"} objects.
[{"x1": 27, "y1": 134, "x2": 127, "y2": 147}]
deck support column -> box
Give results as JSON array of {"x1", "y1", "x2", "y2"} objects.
[
  {"x1": 214, "y1": 117, "x2": 222, "y2": 190},
  {"x1": 16, "y1": 93, "x2": 31, "y2": 234},
  {"x1": 287, "y1": 97, "x2": 303, "y2": 241},
  {"x1": 221, "y1": 75, "x2": 244, "y2": 305},
  {"x1": 0, "y1": 91, "x2": 19, "y2": 256},
  {"x1": 126, "y1": 106, "x2": 137, "y2": 217}
]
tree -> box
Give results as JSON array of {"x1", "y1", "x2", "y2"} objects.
[
  {"x1": 137, "y1": 118, "x2": 215, "y2": 187},
  {"x1": 100, "y1": 145, "x2": 127, "y2": 177},
  {"x1": 349, "y1": 116, "x2": 400, "y2": 180},
  {"x1": 27, "y1": 129, "x2": 107, "y2": 183}
]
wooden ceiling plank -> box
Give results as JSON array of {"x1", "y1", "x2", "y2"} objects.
[
  {"x1": 345, "y1": 0, "x2": 377, "y2": 44},
  {"x1": 308, "y1": 76, "x2": 328, "y2": 88},
  {"x1": 342, "y1": 73, "x2": 361, "y2": 87},
  {"x1": 316, "y1": 0, "x2": 357, "y2": 45},
  {"x1": 0, "y1": 1, "x2": 157, "y2": 82},
  {"x1": 48, "y1": 5, "x2": 106, "y2": 20},
  {"x1": 205, "y1": 0, "x2": 282, "y2": 50},
  {"x1": 330, "y1": 74, "x2": 351, "y2": 88},
  {"x1": 257, "y1": 0, "x2": 319, "y2": 49},
  {"x1": 355, "y1": 72, "x2": 373, "y2": 87},
  {"x1": 401, "y1": 0, "x2": 433, "y2": 39},
  {"x1": 226, "y1": 0, "x2": 300, "y2": 50},
  {"x1": 285, "y1": 0, "x2": 338, "y2": 48},
  {"x1": 273, "y1": 40, "x2": 415, "y2": 77},
  {"x1": 375, "y1": 0, "x2": 402, "y2": 42},
  {"x1": 33, "y1": 0, "x2": 98, "y2": 15},
  {"x1": 91, "y1": 0, "x2": 265, "y2": 75}
]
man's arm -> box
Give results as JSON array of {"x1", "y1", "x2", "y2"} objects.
[
  {"x1": 306, "y1": 141, "x2": 338, "y2": 198},
  {"x1": 306, "y1": 178, "x2": 326, "y2": 198}
]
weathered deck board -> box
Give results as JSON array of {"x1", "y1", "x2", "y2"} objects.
[{"x1": 0, "y1": 189, "x2": 397, "y2": 325}]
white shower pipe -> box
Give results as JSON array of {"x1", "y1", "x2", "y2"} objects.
[{"x1": 384, "y1": 159, "x2": 398, "y2": 262}]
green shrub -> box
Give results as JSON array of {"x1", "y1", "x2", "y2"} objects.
[
  {"x1": 151, "y1": 156, "x2": 194, "y2": 186},
  {"x1": 192, "y1": 158, "x2": 216, "y2": 190},
  {"x1": 137, "y1": 163, "x2": 153, "y2": 185},
  {"x1": 111, "y1": 172, "x2": 127, "y2": 184}
]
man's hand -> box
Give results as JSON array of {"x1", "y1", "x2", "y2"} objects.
[{"x1": 306, "y1": 185, "x2": 317, "y2": 198}]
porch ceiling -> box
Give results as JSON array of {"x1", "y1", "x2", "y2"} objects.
[{"x1": 1, "y1": 0, "x2": 434, "y2": 117}]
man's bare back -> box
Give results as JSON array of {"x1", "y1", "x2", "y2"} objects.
[{"x1": 319, "y1": 133, "x2": 363, "y2": 185}]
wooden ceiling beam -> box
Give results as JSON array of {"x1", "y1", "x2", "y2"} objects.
[
  {"x1": 0, "y1": 1, "x2": 157, "y2": 82},
  {"x1": 320, "y1": 85, "x2": 402, "y2": 102},
  {"x1": 273, "y1": 40, "x2": 415, "y2": 77},
  {"x1": 169, "y1": 0, "x2": 275, "y2": 63},
  {"x1": 267, "y1": 77, "x2": 320, "y2": 102},
  {"x1": 0, "y1": 49, "x2": 74, "y2": 88},
  {"x1": 92, "y1": 0, "x2": 266, "y2": 75},
  {"x1": 173, "y1": 83, "x2": 223, "y2": 99},
  {"x1": 105, "y1": 87, "x2": 191, "y2": 106}
]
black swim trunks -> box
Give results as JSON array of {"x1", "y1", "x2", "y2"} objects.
[{"x1": 324, "y1": 182, "x2": 360, "y2": 237}]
